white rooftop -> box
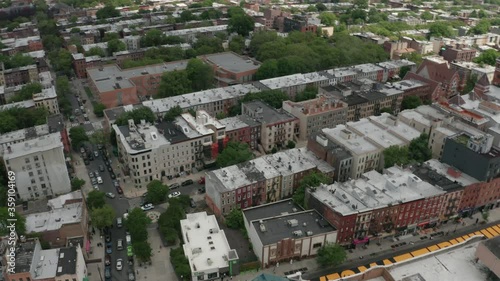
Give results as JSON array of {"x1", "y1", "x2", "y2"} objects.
[
  {"x1": 368, "y1": 114, "x2": 422, "y2": 143},
  {"x1": 348, "y1": 118, "x2": 407, "y2": 148},
  {"x1": 30, "y1": 248, "x2": 58, "y2": 279},
  {"x1": 324, "y1": 67, "x2": 358, "y2": 79},
  {"x1": 424, "y1": 159, "x2": 479, "y2": 186},
  {"x1": 3, "y1": 133, "x2": 63, "y2": 160},
  {"x1": 353, "y1": 63, "x2": 384, "y2": 73},
  {"x1": 0, "y1": 100, "x2": 35, "y2": 111},
  {"x1": 114, "y1": 121, "x2": 170, "y2": 154},
  {"x1": 26, "y1": 202, "x2": 83, "y2": 233},
  {"x1": 322, "y1": 125, "x2": 380, "y2": 156},
  {"x1": 25, "y1": 50, "x2": 45, "y2": 59},
  {"x1": 218, "y1": 116, "x2": 249, "y2": 132},
  {"x1": 460, "y1": 95, "x2": 500, "y2": 125},
  {"x1": 164, "y1": 25, "x2": 227, "y2": 36},
  {"x1": 259, "y1": 72, "x2": 329, "y2": 90},
  {"x1": 0, "y1": 124, "x2": 49, "y2": 154},
  {"x1": 47, "y1": 191, "x2": 83, "y2": 210},
  {"x1": 181, "y1": 212, "x2": 237, "y2": 273},
  {"x1": 391, "y1": 79, "x2": 427, "y2": 91},
  {"x1": 33, "y1": 86, "x2": 57, "y2": 101}
]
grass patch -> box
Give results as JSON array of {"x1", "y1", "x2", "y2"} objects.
[{"x1": 84, "y1": 86, "x2": 94, "y2": 100}]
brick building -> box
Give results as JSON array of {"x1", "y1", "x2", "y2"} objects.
[
  {"x1": 0, "y1": 64, "x2": 38, "y2": 87},
  {"x1": 218, "y1": 115, "x2": 261, "y2": 150},
  {"x1": 198, "y1": 52, "x2": 261, "y2": 86},
  {"x1": 72, "y1": 53, "x2": 103, "y2": 78},
  {"x1": 493, "y1": 58, "x2": 500, "y2": 87},
  {"x1": 441, "y1": 45, "x2": 477, "y2": 63}
]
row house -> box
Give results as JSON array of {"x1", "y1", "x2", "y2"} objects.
[
  {"x1": 114, "y1": 49, "x2": 146, "y2": 69},
  {"x1": 72, "y1": 53, "x2": 103, "y2": 79},
  {"x1": 0, "y1": 63, "x2": 38, "y2": 87},
  {"x1": 377, "y1": 60, "x2": 417, "y2": 81},
  {"x1": 205, "y1": 148, "x2": 330, "y2": 217},
  {"x1": 255, "y1": 72, "x2": 330, "y2": 100},
  {"x1": 441, "y1": 44, "x2": 477, "y2": 63},
  {"x1": 307, "y1": 133, "x2": 353, "y2": 183},
  {"x1": 218, "y1": 115, "x2": 261, "y2": 150},
  {"x1": 1, "y1": 35, "x2": 43, "y2": 54}
]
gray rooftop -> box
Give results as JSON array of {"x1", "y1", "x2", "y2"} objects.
[
  {"x1": 243, "y1": 199, "x2": 303, "y2": 223},
  {"x1": 483, "y1": 236, "x2": 500, "y2": 260},
  {"x1": 242, "y1": 100, "x2": 297, "y2": 125},
  {"x1": 3, "y1": 133, "x2": 63, "y2": 160},
  {"x1": 26, "y1": 203, "x2": 83, "y2": 233},
  {"x1": 56, "y1": 247, "x2": 77, "y2": 276},
  {"x1": 202, "y1": 52, "x2": 260, "y2": 73}
]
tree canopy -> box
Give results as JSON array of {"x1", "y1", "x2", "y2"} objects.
[
  {"x1": 107, "y1": 38, "x2": 126, "y2": 55},
  {"x1": 186, "y1": 58, "x2": 213, "y2": 91},
  {"x1": 474, "y1": 49, "x2": 499, "y2": 66},
  {"x1": 71, "y1": 178, "x2": 85, "y2": 191},
  {"x1": 87, "y1": 190, "x2": 106, "y2": 209},
  {"x1": 115, "y1": 107, "x2": 156, "y2": 126},
  {"x1": 216, "y1": 141, "x2": 253, "y2": 168},
  {"x1": 157, "y1": 70, "x2": 192, "y2": 98},
  {"x1": 146, "y1": 180, "x2": 169, "y2": 204},
  {"x1": 90, "y1": 205, "x2": 116, "y2": 229},
  {"x1": 0, "y1": 208, "x2": 26, "y2": 236},
  {"x1": 225, "y1": 208, "x2": 244, "y2": 229},
  {"x1": 293, "y1": 172, "x2": 331, "y2": 208},
  {"x1": 96, "y1": 5, "x2": 120, "y2": 19},
  {"x1": 9, "y1": 83, "x2": 42, "y2": 103},
  {"x1": 383, "y1": 146, "x2": 410, "y2": 168},
  {"x1": 69, "y1": 126, "x2": 89, "y2": 150},
  {"x1": 228, "y1": 12, "x2": 255, "y2": 37},
  {"x1": 164, "y1": 105, "x2": 183, "y2": 122},
  {"x1": 133, "y1": 241, "x2": 152, "y2": 262},
  {"x1": 241, "y1": 90, "x2": 290, "y2": 109},
  {"x1": 0, "y1": 53, "x2": 35, "y2": 69},
  {"x1": 0, "y1": 107, "x2": 49, "y2": 134},
  {"x1": 401, "y1": 95, "x2": 422, "y2": 110},
  {"x1": 170, "y1": 247, "x2": 191, "y2": 279},
  {"x1": 317, "y1": 243, "x2": 347, "y2": 267},
  {"x1": 382, "y1": 133, "x2": 431, "y2": 168},
  {"x1": 428, "y1": 22, "x2": 454, "y2": 39},
  {"x1": 126, "y1": 208, "x2": 151, "y2": 243},
  {"x1": 295, "y1": 86, "x2": 318, "y2": 102}
]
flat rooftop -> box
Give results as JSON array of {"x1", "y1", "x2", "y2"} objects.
[
  {"x1": 202, "y1": 52, "x2": 260, "y2": 73},
  {"x1": 10, "y1": 240, "x2": 39, "y2": 273},
  {"x1": 258, "y1": 72, "x2": 329, "y2": 90},
  {"x1": 251, "y1": 210, "x2": 335, "y2": 245},
  {"x1": 87, "y1": 60, "x2": 188, "y2": 93},
  {"x1": 3, "y1": 133, "x2": 63, "y2": 160},
  {"x1": 219, "y1": 116, "x2": 251, "y2": 131},
  {"x1": 47, "y1": 191, "x2": 83, "y2": 210},
  {"x1": 181, "y1": 212, "x2": 238, "y2": 273},
  {"x1": 56, "y1": 247, "x2": 78, "y2": 276},
  {"x1": 115, "y1": 121, "x2": 170, "y2": 153},
  {"x1": 0, "y1": 124, "x2": 49, "y2": 154},
  {"x1": 347, "y1": 118, "x2": 407, "y2": 149},
  {"x1": 31, "y1": 248, "x2": 58, "y2": 279},
  {"x1": 322, "y1": 126, "x2": 380, "y2": 156},
  {"x1": 243, "y1": 199, "x2": 303, "y2": 223},
  {"x1": 243, "y1": 100, "x2": 296, "y2": 124},
  {"x1": 369, "y1": 114, "x2": 422, "y2": 143},
  {"x1": 25, "y1": 203, "x2": 83, "y2": 233}
]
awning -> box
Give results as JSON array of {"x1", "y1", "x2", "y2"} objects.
[
  {"x1": 417, "y1": 221, "x2": 429, "y2": 227},
  {"x1": 85, "y1": 239, "x2": 91, "y2": 252}
]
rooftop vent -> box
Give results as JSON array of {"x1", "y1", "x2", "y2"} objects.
[
  {"x1": 288, "y1": 219, "x2": 299, "y2": 227},
  {"x1": 260, "y1": 223, "x2": 266, "y2": 232}
]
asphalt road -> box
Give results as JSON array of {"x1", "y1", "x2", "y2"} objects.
[
  {"x1": 85, "y1": 146, "x2": 131, "y2": 281},
  {"x1": 303, "y1": 220, "x2": 499, "y2": 280}
]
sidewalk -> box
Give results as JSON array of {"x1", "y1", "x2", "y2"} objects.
[
  {"x1": 234, "y1": 207, "x2": 500, "y2": 281},
  {"x1": 85, "y1": 229, "x2": 106, "y2": 280}
]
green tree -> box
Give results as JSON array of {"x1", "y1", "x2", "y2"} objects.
[
  {"x1": 86, "y1": 47, "x2": 106, "y2": 57},
  {"x1": 9, "y1": 83, "x2": 42, "y2": 103},
  {"x1": 93, "y1": 102, "x2": 106, "y2": 117},
  {"x1": 49, "y1": 49, "x2": 73, "y2": 75},
  {"x1": 157, "y1": 70, "x2": 192, "y2": 98},
  {"x1": 462, "y1": 73, "x2": 478, "y2": 94},
  {"x1": 96, "y1": 5, "x2": 120, "y2": 19},
  {"x1": 468, "y1": 20, "x2": 490, "y2": 35},
  {"x1": 353, "y1": 0, "x2": 368, "y2": 9},
  {"x1": 316, "y1": 3, "x2": 327, "y2": 11},
  {"x1": 42, "y1": 34, "x2": 63, "y2": 51},
  {"x1": 103, "y1": 32, "x2": 120, "y2": 42},
  {"x1": 90, "y1": 205, "x2": 116, "y2": 229},
  {"x1": 170, "y1": 247, "x2": 191, "y2": 280},
  {"x1": 133, "y1": 241, "x2": 153, "y2": 262},
  {"x1": 428, "y1": 22, "x2": 454, "y2": 39},
  {"x1": 186, "y1": 58, "x2": 213, "y2": 91},
  {"x1": 317, "y1": 243, "x2": 347, "y2": 267},
  {"x1": 141, "y1": 29, "x2": 166, "y2": 47},
  {"x1": 115, "y1": 107, "x2": 156, "y2": 126},
  {"x1": 399, "y1": 65, "x2": 411, "y2": 78},
  {"x1": 295, "y1": 86, "x2": 317, "y2": 102},
  {"x1": 89, "y1": 129, "x2": 109, "y2": 146},
  {"x1": 71, "y1": 177, "x2": 85, "y2": 191},
  {"x1": 408, "y1": 133, "x2": 431, "y2": 163},
  {"x1": 319, "y1": 12, "x2": 337, "y2": 26},
  {"x1": 0, "y1": 208, "x2": 26, "y2": 235},
  {"x1": 380, "y1": 107, "x2": 394, "y2": 114},
  {"x1": 401, "y1": 95, "x2": 422, "y2": 110},
  {"x1": 286, "y1": 140, "x2": 296, "y2": 149},
  {"x1": 126, "y1": 208, "x2": 151, "y2": 243},
  {"x1": 228, "y1": 13, "x2": 255, "y2": 37},
  {"x1": 420, "y1": 11, "x2": 433, "y2": 20},
  {"x1": 242, "y1": 90, "x2": 289, "y2": 109},
  {"x1": 470, "y1": 10, "x2": 478, "y2": 18},
  {"x1": 146, "y1": 180, "x2": 169, "y2": 204},
  {"x1": 383, "y1": 145, "x2": 410, "y2": 168},
  {"x1": 255, "y1": 59, "x2": 279, "y2": 80},
  {"x1": 164, "y1": 105, "x2": 183, "y2": 121},
  {"x1": 216, "y1": 141, "x2": 253, "y2": 168},
  {"x1": 293, "y1": 172, "x2": 330, "y2": 208},
  {"x1": 107, "y1": 38, "x2": 127, "y2": 55},
  {"x1": 400, "y1": 52, "x2": 423, "y2": 66},
  {"x1": 225, "y1": 208, "x2": 243, "y2": 229},
  {"x1": 87, "y1": 190, "x2": 106, "y2": 209},
  {"x1": 249, "y1": 31, "x2": 279, "y2": 56},
  {"x1": 473, "y1": 49, "x2": 500, "y2": 66},
  {"x1": 229, "y1": 35, "x2": 245, "y2": 54},
  {"x1": 69, "y1": 126, "x2": 89, "y2": 150}
]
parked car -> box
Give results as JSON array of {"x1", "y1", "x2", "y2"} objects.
[
  {"x1": 94, "y1": 171, "x2": 99, "y2": 177},
  {"x1": 104, "y1": 266, "x2": 111, "y2": 279},
  {"x1": 190, "y1": 199, "x2": 196, "y2": 208},
  {"x1": 91, "y1": 178, "x2": 97, "y2": 185},
  {"x1": 94, "y1": 151, "x2": 99, "y2": 157},
  {"x1": 88, "y1": 172, "x2": 94, "y2": 178},
  {"x1": 105, "y1": 255, "x2": 111, "y2": 266},
  {"x1": 97, "y1": 177, "x2": 103, "y2": 184},
  {"x1": 84, "y1": 159, "x2": 90, "y2": 165},
  {"x1": 128, "y1": 271, "x2": 136, "y2": 281},
  {"x1": 141, "y1": 203, "x2": 154, "y2": 211},
  {"x1": 116, "y1": 186, "x2": 123, "y2": 194},
  {"x1": 105, "y1": 234, "x2": 111, "y2": 242},
  {"x1": 93, "y1": 185, "x2": 99, "y2": 190},
  {"x1": 105, "y1": 192, "x2": 116, "y2": 199},
  {"x1": 168, "y1": 191, "x2": 181, "y2": 198},
  {"x1": 104, "y1": 160, "x2": 110, "y2": 166},
  {"x1": 107, "y1": 166, "x2": 113, "y2": 172},
  {"x1": 110, "y1": 172, "x2": 116, "y2": 179},
  {"x1": 83, "y1": 114, "x2": 89, "y2": 121},
  {"x1": 112, "y1": 180, "x2": 120, "y2": 187},
  {"x1": 182, "y1": 179, "x2": 194, "y2": 186},
  {"x1": 116, "y1": 259, "x2": 123, "y2": 271},
  {"x1": 198, "y1": 177, "x2": 205, "y2": 184},
  {"x1": 99, "y1": 165, "x2": 105, "y2": 172},
  {"x1": 170, "y1": 183, "x2": 180, "y2": 189},
  {"x1": 106, "y1": 243, "x2": 112, "y2": 254},
  {"x1": 198, "y1": 187, "x2": 206, "y2": 193}
]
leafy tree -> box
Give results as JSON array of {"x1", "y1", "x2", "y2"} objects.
[
  {"x1": 103, "y1": 32, "x2": 120, "y2": 42},
  {"x1": 293, "y1": 172, "x2": 330, "y2": 207},
  {"x1": 157, "y1": 70, "x2": 192, "y2": 98},
  {"x1": 93, "y1": 102, "x2": 106, "y2": 117},
  {"x1": 249, "y1": 31, "x2": 279, "y2": 56},
  {"x1": 227, "y1": 6, "x2": 245, "y2": 18},
  {"x1": 228, "y1": 13, "x2": 255, "y2": 37},
  {"x1": 428, "y1": 22, "x2": 454, "y2": 39},
  {"x1": 401, "y1": 95, "x2": 422, "y2": 110},
  {"x1": 146, "y1": 180, "x2": 169, "y2": 204},
  {"x1": 9, "y1": 83, "x2": 42, "y2": 103},
  {"x1": 69, "y1": 126, "x2": 89, "y2": 150},
  {"x1": 420, "y1": 11, "x2": 433, "y2": 20},
  {"x1": 87, "y1": 190, "x2": 106, "y2": 209},
  {"x1": 107, "y1": 38, "x2": 126, "y2": 55},
  {"x1": 90, "y1": 205, "x2": 116, "y2": 229},
  {"x1": 86, "y1": 47, "x2": 106, "y2": 57},
  {"x1": 468, "y1": 19, "x2": 490, "y2": 35},
  {"x1": 133, "y1": 241, "x2": 152, "y2": 262},
  {"x1": 295, "y1": 86, "x2": 317, "y2": 102},
  {"x1": 380, "y1": 107, "x2": 393, "y2": 114},
  {"x1": 71, "y1": 177, "x2": 85, "y2": 191},
  {"x1": 470, "y1": 10, "x2": 478, "y2": 18},
  {"x1": 126, "y1": 208, "x2": 151, "y2": 243},
  {"x1": 0, "y1": 53, "x2": 35, "y2": 69},
  {"x1": 353, "y1": 0, "x2": 368, "y2": 9},
  {"x1": 383, "y1": 146, "x2": 410, "y2": 168},
  {"x1": 255, "y1": 59, "x2": 279, "y2": 80},
  {"x1": 89, "y1": 129, "x2": 109, "y2": 146},
  {"x1": 399, "y1": 66, "x2": 411, "y2": 78},
  {"x1": 49, "y1": 49, "x2": 73, "y2": 75},
  {"x1": 306, "y1": 5, "x2": 317, "y2": 12},
  {"x1": 316, "y1": 3, "x2": 327, "y2": 11},
  {"x1": 115, "y1": 107, "x2": 156, "y2": 126},
  {"x1": 229, "y1": 35, "x2": 245, "y2": 54},
  {"x1": 225, "y1": 208, "x2": 243, "y2": 229},
  {"x1": 200, "y1": 9, "x2": 223, "y2": 20},
  {"x1": 216, "y1": 141, "x2": 253, "y2": 168},
  {"x1": 286, "y1": 140, "x2": 296, "y2": 149},
  {"x1": 170, "y1": 247, "x2": 191, "y2": 280},
  {"x1": 0, "y1": 107, "x2": 49, "y2": 134},
  {"x1": 462, "y1": 73, "x2": 478, "y2": 94},
  {"x1": 179, "y1": 10, "x2": 197, "y2": 22},
  {"x1": 400, "y1": 52, "x2": 423, "y2": 66},
  {"x1": 408, "y1": 133, "x2": 431, "y2": 163},
  {"x1": 186, "y1": 58, "x2": 213, "y2": 91},
  {"x1": 242, "y1": 90, "x2": 289, "y2": 109},
  {"x1": 0, "y1": 208, "x2": 26, "y2": 235},
  {"x1": 473, "y1": 49, "x2": 500, "y2": 66},
  {"x1": 319, "y1": 12, "x2": 337, "y2": 26},
  {"x1": 317, "y1": 243, "x2": 347, "y2": 267},
  {"x1": 478, "y1": 9, "x2": 487, "y2": 18},
  {"x1": 141, "y1": 29, "x2": 166, "y2": 47},
  {"x1": 164, "y1": 105, "x2": 183, "y2": 121},
  {"x1": 96, "y1": 5, "x2": 120, "y2": 19},
  {"x1": 42, "y1": 34, "x2": 63, "y2": 50}
]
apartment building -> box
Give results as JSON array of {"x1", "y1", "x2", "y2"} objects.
[
  {"x1": 307, "y1": 133, "x2": 353, "y2": 182},
  {"x1": 72, "y1": 53, "x2": 104, "y2": 78},
  {"x1": 198, "y1": 52, "x2": 261, "y2": 86},
  {"x1": 205, "y1": 148, "x2": 327, "y2": 216},
  {"x1": 87, "y1": 60, "x2": 189, "y2": 107},
  {"x1": 241, "y1": 100, "x2": 298, "y2": 152},
  {"x1": 25, "y1": 191, "x2": 89, "y2": 248},
  {"x1": 0, "y1": 64, "x2": 38, "y2": 87},
  {"x1": 181, "y1": 212, "x2": 239, "y2": 281},
  {"x1": 4, "y1": 238, "x2": 87, "y2": 281},
  {"x1": 377, "y1": 60, "x2": 418, "y2": 81},
  {"x1": 3, "y1": 133, "x2": 71, "y2": 201},
  {"x1": 33, "y1": 85, "x2": 60, "y2": 114},
  {"x1": 0, "y1": 35, "x2": 43, "y2": 54},
  {"x1": 114, "y1": 111, "x2": 226, "y2": 187},
  {"x1": 218, "y1": 115, "x2": 260, "y2": 150},
  {"x1": 450, "y1": 61, "x2": 496, "y2": 86},
  {"x1": 282, "y1": 96, "x2": 348, "y2": 141},
  {"x1": 255, "y1": 72, "x2": 330, "y2": 100},
  {"x1": 352, "y1": 64, "x2": 385, "y2": 82},
  {"x1": 306, "y1": 166, "x2": 446, "y2": 244},
  {"x1": 243, "y1": 200, "x2": 337, "y2": 268},
  {"x1": 164, "y1": 25, "x2": 228, "y2": 42},
  {"x1": 442, "y1": 45, "x2": 477, "y2": 63}
]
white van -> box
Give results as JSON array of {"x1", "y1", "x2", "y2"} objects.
[
  {"x1": 117, "y1": 239, "x2": 123, "y2": 250},
  {"x1": 126, "y1": 234, "x2": 131, "y2": 245},
  {"x1": 116, "y1": 217, "x2": 123, "y2": 228},
  {"x1": 97, "y1": 176, "x2": 103, "y2": 184}
]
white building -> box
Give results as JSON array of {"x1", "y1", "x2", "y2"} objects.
[
  {"x1": 3, "y1": 133, "x2": 70, "y2": 201},
  {"x1": 180, "y1": 212, "x2": 239, "y2": 281}
]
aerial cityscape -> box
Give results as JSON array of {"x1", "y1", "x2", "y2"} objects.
[{"x1": 0, "y1": 0, "x2": 500, "y2": 280}]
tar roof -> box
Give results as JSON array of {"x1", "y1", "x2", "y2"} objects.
[
  {"x1": 243, "y1": 199, "x2": 303, "y2": 223},
  {"x1": 12, "y1": 240, "x2": 39, "y2": 273},
  {"x1": 156, "y1": 121, "x2": 190, "y2": 144},
  {"x1": 252, "y1": 210, "x2": 335, "y2": 245},
  {"x1": 411, "y1": 160, "x2": 477, "y2": 192},
  {"x1": 243, "y1": 100, "x2": 297, "y2": 124},
  {"x1": 56, "y1": 247, "x2": 77, "y2": 276},
  {"x1": 202, "y1": 52, "x2": 260, "y2": 73}
]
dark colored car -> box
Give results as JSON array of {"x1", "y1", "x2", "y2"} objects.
[
  {"x1": 105, "y1": 234, "x2": 111, "y2": 243},
  {"x1": 198, "y1": 187, "x2": 206, "y2": 193},
  {"x1": 110, "y1": 172, "x2": 116, "y2": 179},
  {"x1": 105, "y1": 254, "x2": 111, "y2": 266},
  {"x1": 105, "y1": 266, "x2": 111, "y2": 279},
  {"x1": 116, "y1": 186, "x2": 123, "y2": 194},
  {"x1": 104, "y1": 160, "x2": 110, "y2": 166},
  {"x1": 182, "y1": 179, "x2": 194, "y2": 186},
  {"x1": 190, "y1": 199, "x2": 196, "y2": 208},
  {"x1": 99, "y1": 165, "x2": 105, "y2": 172},
  {"x1": 106, "y1": 242, "x2": 112, "y2": 254},
  {"x1": 107, "y1": 166, "x2": 113, "y2": 172},
  {"x1": 84, "y1": 159, "x2": 90, "y2": 165}
]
